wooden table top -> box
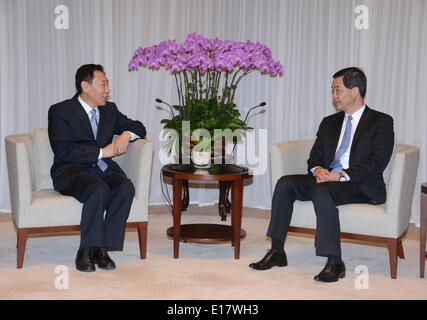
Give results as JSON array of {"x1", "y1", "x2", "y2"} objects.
[{"x1": 162, "y1": 164, "x2": 250, "y2": 181}]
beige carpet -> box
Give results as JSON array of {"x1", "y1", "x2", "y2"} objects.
[{"x1": 0, "y1": 205, "x2": 426, "y2": 300}]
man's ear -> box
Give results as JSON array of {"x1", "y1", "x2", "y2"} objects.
[
  {"x1": 351, "y1": 86, "x2": 361, "y2": 98},
  {"x1": 81, "y1": 81, "x2": 90, "y2": 93}
]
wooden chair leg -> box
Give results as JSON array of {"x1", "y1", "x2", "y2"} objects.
[
  {"x1": 420, "y1": 191, "x2": 427, "y2": 278},
  {"x1": 387, "y1": 238, "x2": 398, "y2": 279},
  {"x1": 421, "y1": 222, "x2": 427, "y2": 278},
  {"x1": 137, "y1": 222, "x2": 147, "y2": 259},
  {"x1": 397, "y1": 239, "x2": 405, "y2": 259},
  {"x1": 17, "y1": 228, "x2": 28, "y2": 269}
]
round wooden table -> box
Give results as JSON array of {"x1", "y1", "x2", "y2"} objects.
[
  {"x1": 162, "y1": 164, "x2": 250, "y2": 259},
  {"x1": 420, "y1": 182, "x2": 427, "y2": 278}
]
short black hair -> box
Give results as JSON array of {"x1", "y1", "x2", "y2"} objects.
[
  {"x1": 75, "y1": 64, "x2": 105, "y2": 94},
  {"x1": 333, "y1": 67, "x2": 367, "y2": 98}
]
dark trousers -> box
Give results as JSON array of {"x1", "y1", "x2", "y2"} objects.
[
  {"x1": 60, "y1": 166, "x2": 135, "y2": 250},
  {"x1": 267, "y1": 175, "x2": 370, "y2": 257}
]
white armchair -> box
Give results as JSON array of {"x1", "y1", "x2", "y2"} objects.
[
  {"x1": 271, "y1": 140, "x2": 419, "y2": 279},
  {"x1": 5, "y1": 128, "x2": 153, "y2": 268}
]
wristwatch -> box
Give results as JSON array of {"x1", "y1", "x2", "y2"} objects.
[{"x1": 339, "y1": 172, "x2": 346, "y2": 182}]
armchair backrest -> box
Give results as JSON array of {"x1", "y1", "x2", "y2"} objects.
[
  {"x1": 270, "y1": 140, "x2": 313, "y2": 189},
  {"x1": 7, "y1": 128, "x2": 154, "y2": 198},
  {"x1": 32, "y1": 128, "x2": 54, "y2": 190}
]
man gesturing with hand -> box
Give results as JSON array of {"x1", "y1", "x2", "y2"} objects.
[{"x1": 48, "y1": 64, "x2": 146, "y2": 272}]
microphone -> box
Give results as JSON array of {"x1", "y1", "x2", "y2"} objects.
[
  {"x1": 231, "y1": 102, "x2": 267, "y2": 158},
  {"x1": 156, "y1": 98, "x2": 176, "y2": 119},
  {"x1": 242, "y1": 101, "x2": 267, "y2": 125}
]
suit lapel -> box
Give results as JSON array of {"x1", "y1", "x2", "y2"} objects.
[
  {"x1": 330, "y1": 112, "x2": 345, "y2": 154},
  {"x1": 323, "y1": 112, "x2": 345, "y2": 167},
  {"x1": 97, "y1": 106, "x2": 108, "y2": 143},
  {"x1": 350, "y1": 106, "x2": 371, "y2": 154},
  {"x1": 71, "y1": 95, "x2": 94, "y2": 139}
]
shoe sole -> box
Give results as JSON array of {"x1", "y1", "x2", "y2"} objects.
[
  {"x1": 314, "y1": 271, "x2": 346, "y2": 282},
  {"x1": 94, "y1": 260, "x2": 116, "y2": 270},
  {"x1": 249, "y1": 262, "x2": 288, "y2": 270},
  {"x1": 76, "y1": 266, "x2": 96, "y2": 272},
  {"x1": 96, "y1": 264, "x2": 116, "y2": 270}
]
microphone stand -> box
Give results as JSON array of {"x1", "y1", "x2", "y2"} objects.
[
  {"x1": 156, "y1": 98, "x2": 183, "y2": 162},
  {"x1": 157, "y1": 98, "x2": 190, "y2": 210},
  {"x1": 242, "y1": 101, "x2": 266, "y2": 126}
]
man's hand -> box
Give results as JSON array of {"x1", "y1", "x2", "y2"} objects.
[
  {"x1": 325, "y1": 172, "x2": 341, "y2": 182},
  {"x1": 313, "y1": 167, "x2": 329, "y2": 183},
  {"x1": 114, "y1": 132, "x2": 131, "y2": 156},
  {"x1": 313, "y1": 167, "x2": 341, "y2": 183},
  {"x1": 102, "y1": 142, "x2": 116, "y2": 158}
]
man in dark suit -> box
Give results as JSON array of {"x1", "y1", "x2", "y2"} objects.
[
  {"x1": 249, "y1": 67, "x2": 394, "y2": 282},
  {"x1": 48, "y1": 64, "x2": 146, "y2": 272}
]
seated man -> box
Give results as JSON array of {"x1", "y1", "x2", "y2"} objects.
[
  {"x1": 249, "y1": 67, "x2": 394, "y2": 282},
  {"x1": 48, "y1": 64, "x2": 146, "y2": 272}
]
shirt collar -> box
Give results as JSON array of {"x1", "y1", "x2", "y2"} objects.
[
  {"x1": 346, "y1": 104, "x2": 366, "y2": 122},
  {"x1": 78, "y1": 95, "x2": 98, "y2": 115}
]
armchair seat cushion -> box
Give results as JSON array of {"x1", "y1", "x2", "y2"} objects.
[
  {"x1": 290, "y1": 201, "x2": 393, "y2": 238},
  {"x1": 26, "y1": 191, "x2": 82, "y2": 228},
  {"x1": 18, "y1": 190, "x2": 149, "y2": 228}
]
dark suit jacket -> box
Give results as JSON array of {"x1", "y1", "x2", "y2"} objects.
[
  {"x1": 307, "y1": 106, "x2": 394, "y2": 204},
  {"x1": 48, "y1": 94, "x2": 147, "y2": 191}
]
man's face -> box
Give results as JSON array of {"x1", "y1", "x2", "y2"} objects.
[
  {"x1": 331, "y1": 77, "x2": 356, "y2": 112},
  {"x1": 82, "y1": 70, "x2": 111, "y2": 107}
]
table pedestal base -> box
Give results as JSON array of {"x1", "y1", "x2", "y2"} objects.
[{"x1": 167, "y1": 224, "x2": 246, "y2": 244}]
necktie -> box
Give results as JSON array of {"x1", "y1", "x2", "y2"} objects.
[
  {"x1": 90, "y1": 109, "x2": 108, "y2": 171},
  {"x1": 330, "y1": 115, "x2": 353, "y2": 172}
]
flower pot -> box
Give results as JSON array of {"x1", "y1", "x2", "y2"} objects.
[{"x1": 191, "y1": 150, "x2": 211, "y2": 168}]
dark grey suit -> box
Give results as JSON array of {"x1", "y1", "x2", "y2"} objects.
[
  {"x1": 267, "y1": 106, "x2": 394, "y2": 257},
  {"x1": 48, "y1": 94, "x2": 146, "y2": 249}
]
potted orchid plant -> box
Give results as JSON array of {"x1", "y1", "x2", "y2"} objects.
[{"x1": 129, "y1": 33, "x2": 283, "y2": 166}]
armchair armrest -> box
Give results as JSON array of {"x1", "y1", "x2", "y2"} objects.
[
  {"x1": 385, "y1": 145, "x2": 419, "y2": 229},
  {"x1": 5, "y1": 134, "x2": 34, "y2": 225},
  {"x1": 122, "y1": 139, "x2": 154, "y2": 201}
]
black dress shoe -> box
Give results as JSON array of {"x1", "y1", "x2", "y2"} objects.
[
  {"x1": 249, "y1": 249, "x2": 288, "y2": 270},
  {"x1": 75, "y1": 248, "x2": 96, "y2": 272},
  {"x1": 314, "y1": 259, "x2": 346, "y2": 282},
  {"x1": 92, "y1": 248, "x2": 116, "y2": 270}
]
